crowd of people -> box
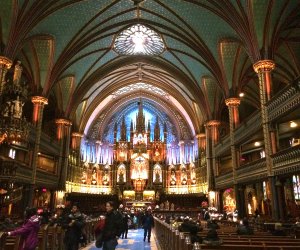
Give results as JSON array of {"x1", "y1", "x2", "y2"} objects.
[
  {"x1": 2, "y1": 204, "x2": 300, "y2": 249},
  {"x1": 0, "y1": 202, "x2": 156, "y2": 250}
]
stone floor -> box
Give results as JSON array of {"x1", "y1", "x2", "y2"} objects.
[{"x1": 83, "y1": 229, "x2": 160, "y2": 250}]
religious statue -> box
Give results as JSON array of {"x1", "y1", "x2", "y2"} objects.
[
  {"x1": 81, "y1": 171, "x2": 87, "y2": 184},
  {"x1": 165, "y1": 200, "x2": 170, "y2": 211},
  {"x1": 170, "y1": 203, "x2": 175, "y2": 211},
  {"x1": 181, "y1": 169, "x2": 187, "y2": 185},
  {"x1": 102, "y1": 171, "x2": 109, "y2": 185},
  {"x1": 91, "y1": 169, "x2": 97, "y2": 185},
  {"x1": 170, "y1": 169, "x2": 176, "y2": 185},
  {"x1": 118, "y1": 168, "x2": 125, "y2": 183},
  {"x1": 2, "y1": 101, "x2": 12, "y2": 117},
  {"x1": 12, "y1": 96, "x2": 25, "y2": 119},
  {"x1": 160, "y1": 203, "x2": 164, "y2": 210}
]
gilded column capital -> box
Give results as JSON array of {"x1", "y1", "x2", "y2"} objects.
[
  {"x1": 205, "y1": 120, "x2": 221, "y2": 127},
  {"x1": 225, "y1": 97, "x2": 241, "y2": 107},
  {"x1": 72, "y1": 132, "x2": 84, "y2": 138},
  {"x1": 253, "y1": 60, "x2": 275, "y2": 73},
  {"x1": 31, "y1": 96, "x2": 48, "y2": 105},
  {"x1": 55, "y1": 118, "x2": 72, "y2": 126},
  {"x1": 196, "y1": 133, "x2": 206, "y2": 139},
  {"x1": 178, "y1": 140, "x2": 185, "y2": 145},
  {"x1": 0, "y1": 56, "x2": 13, "y2": 69}
]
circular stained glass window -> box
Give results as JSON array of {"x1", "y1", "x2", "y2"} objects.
[{"x1": 114, "y1": 24, "x2": 165, "y2": 56}]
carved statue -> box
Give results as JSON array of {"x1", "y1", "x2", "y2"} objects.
[
  {"x1": 2, "y1": 101, "x2": 12, "y2": 117},
  {"x1": 165, "y1": 200, "x2": 170, "y2": 211},
  {"x1": 118, "y1": 168, "x2": 124, "y2": 182},
  {"x1": 170, "y1": 203, "x2": 175, "y2": 211},
  {"x1": 12, "y1": 96, "x2": 24, "y2": 118},
  {"x1": 160, "y1": 203, "x2": 164, "y2": 210}
]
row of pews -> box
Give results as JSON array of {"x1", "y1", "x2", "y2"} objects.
[
  {"x1": 0, "y1": 219, "x2": 98, "y2": 250},
  {"x1": 153, "y1": 218, "x2": 300, "y2": 250}
]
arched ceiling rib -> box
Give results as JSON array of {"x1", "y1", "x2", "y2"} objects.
[{"x1": 0, "y1": 0, "x2": 300, "y2": 134}]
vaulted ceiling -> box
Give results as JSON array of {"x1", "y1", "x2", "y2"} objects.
[{"x1": 1, "y1": 0, "x2": 300, "y2": 140}]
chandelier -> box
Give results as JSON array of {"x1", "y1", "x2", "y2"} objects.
[{"x1": 0, "y1": 61, "x2": 29, "y2": 144}]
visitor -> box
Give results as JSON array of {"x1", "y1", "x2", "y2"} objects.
[
  {"x1": 141, "y1": 208, "x2": 154, "y2": 242},
  {"x1": 203, "y1": 228, "x2": 223, "y2": 246},
  {"x1": 237, "y1": 218, "x2": 254, "y2": 235},
  {"x1": 207, "y1": 219, "x2": 220, "y2": 230},
  {"x1": 62, "y1": 204, "x2": 85, "y2": 250},
  {"x1": 121, "y1": 211, "x2": 130, "y2": 239},
  {"x1": 179, "y1": 217, "x2": 202, "y2": 244},
  {"x1": 6, "y1": 207, "x2": 40, "y2": 250},
  {"x1": 102, "y1": 201, "x2": 123, "y2": 250}
]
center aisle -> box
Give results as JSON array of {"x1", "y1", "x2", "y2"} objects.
[{"x1": 83, "y1": 229, "x2": 160, "y2": 250}]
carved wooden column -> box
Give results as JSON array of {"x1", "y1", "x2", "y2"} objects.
[
  {"x1": 28, "y1": 96, "x2": 48, "y2": 206},
  {"x1": 225, "y1": 97, "x2": 244, "y2": 218},
  {"x1": 0, "y1": 56, "x2": 12, "y2": 98},
  {"x1": 55, "y1": 119, "x2": 72, "y2": 190},
  {"x1": 71, "y1": 132, "x2": 83, "y2": 182},
  {"x1": 253, "y1": 60, "x2": 279, "y2": 219},
  {"x1": 205, "y1": 120, "x2": 220, "y2": 191}
]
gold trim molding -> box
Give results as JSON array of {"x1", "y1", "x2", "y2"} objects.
[
  {"x1": 0, "y1": 56, "x2": 12, "y2": 69},
  {"x1": 55, "y1": 119, "x2": 72, "y2": 126},
  {"x1": 196, "y1": 133, "x2": 206, "y2": 139},
  {"x1": 253, "y1": 60, "x2": 275, "y2": 73},
  {"x1": 31, "y1": 96, "x2": 48, "y2": 105},
  {"x1": 205, "y1": 120, "x2": 221, "y2": 127},
  {"x1": 72, "y1": 132, "x2": 84, "y2": 138},
  {"x1": 225, "y1": 97, "x2": 241, "y2": 107}
]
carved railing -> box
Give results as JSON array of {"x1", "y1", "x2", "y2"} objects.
[
  {"x1": 267, "y1": 78, "x2": 300, "y2": 121},
  {"x1": 0, "y1": 157, "x2": 18, "y2": 180},
  {"x1": 215, "y1": 134, "x2": 230, "y2": 156},
  {"x1": 272, "y1": 145, "x2": 300, "y2": 175},
  {"x1": 0, "y1": 186, "x2": 23, "y2": 205},
  {"x1": 234, "y1": 111, "x2": 262, "y2": 145},
  {"x1": 215, "y1": 172, "x2": 233, "y2": 189},
  {"x1": 215, "y1": 111, "x2": 262, "y2": 157},
  {"x1": 236, "y1": 158, "x2": 267, "y2": 183}
]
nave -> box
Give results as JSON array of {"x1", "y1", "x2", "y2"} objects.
[{"x1": 83, "y1": 229, "x2": 160, "y2": 250}]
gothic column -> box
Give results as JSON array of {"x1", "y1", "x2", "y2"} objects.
[
  {"x1": 253, "y1": 60, "x2": 280, "y2": 220},
  {"x1": 178, "y1": 140, "x2": 185, "y2": 164},
  {"x1": 55, "y1": 119, "x2": 72, "y2": 190},
  {"x1": 28, "y1": 96, "x2": 48, "y2": 206},
  {"x1": 205, "y1": 120, "x2": 220, "y2": 192},
  {"x1": 225, "y1": 98, "x2": 244, "y2": 217},
  {"x1": 0, "y1": 56, "x2": 12, "y2": 98},
  {"x1": 71, "y1": 132, "x2": 83, "y2": 182}
]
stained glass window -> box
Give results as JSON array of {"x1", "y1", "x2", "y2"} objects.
[
  {"x1": 114, "y1": 24, "x2": 165, "y2": 55},
  {"x1": 293, "y1": 175, "x2": 300, "y2": 200}
]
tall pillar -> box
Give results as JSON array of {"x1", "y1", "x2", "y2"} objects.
[
  {"x1": 205, "y1": 120, "x2": 220, "y2": 191},
  {"x1": 28, "y1": 96, "x2": 48, "y2": 206},
  {"x1": 253, "y1": 60, "x2": 279, "y2": 220},
  {"x1": 71, "y1": 133, "x2": 83, "y2": 182},
  {"x1": 225, "y1": 98, "x2": 244, "y2": 217},
  {"x1": 0, "y1": 56, "x2": 12, "y2": 98},
  {"x1": 55, "y1": 119, "x2": 72, "y2": 190}
]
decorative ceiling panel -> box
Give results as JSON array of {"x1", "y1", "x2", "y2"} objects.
[
  {"x1": 32, "y1": 38, "x2": 54, "y2": 89},
  {"x1": 0, "y1": 0, "x2": 13, "y2": 45},
  {"x1": 29, "y1": 0, "x2": 113, "y2": 61},
  {"x1": 76, "y1": 100, "x2": 87, "y2": 128},
  {"x1": 219, "y1": 40, "x2": 240, "y2": 90},
  {"x1": 162, "y1": 0, "x2": 239, "y2": 60}
]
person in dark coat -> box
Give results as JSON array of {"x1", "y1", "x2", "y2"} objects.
[
  {"x1": 62, "y1": 204, "x2": 85, "y2": 250},
  {"x1": 121, "y1": 212, "x2": 130, "y2": 239},
  {"x1": 102, "y1": 201, "x2": 123, "y2": 250},
  {"x1": 237, "y1": 218, "x2": 253, "y2": 235},
  {"x1": 179, "y1": 218, "x2": 202, "y2": 244},
  {"x1": 141, "y1": 209, "x2": 154, "y2": 242},
  {"x1": 7, "y1": 207, "x2": 40, "y2": 250}
]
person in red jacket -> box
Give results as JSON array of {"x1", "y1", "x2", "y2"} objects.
[{"x1": 7, "y1": 207, "x2": 40, "y2": 250}]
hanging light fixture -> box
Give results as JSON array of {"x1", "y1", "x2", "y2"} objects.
[{"x1": 0, "y1": 61, "x2": 29, "y2": 144}]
